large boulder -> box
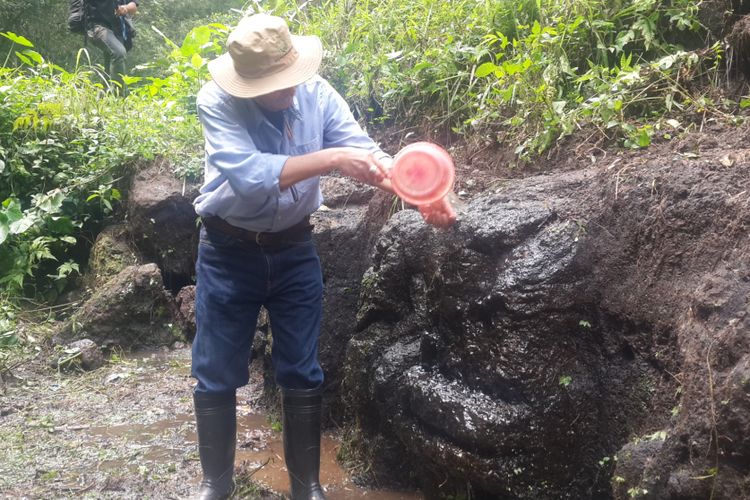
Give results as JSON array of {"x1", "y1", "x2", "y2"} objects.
[
  {"x1": 127, "y1": 163, "x2": 200, "y2": 291},
  {"x1": 55, "y1": 263, "x2": 182, "y2": 349},
  {"x1": 339, "y1": 141, "x2": 750, "y2": 499},
  {"x1": 307, "y1": 178, "x2": 389, "y2": 420},
  {"x1": 342, "y1": 173, "x2": 656, "y2": 498},
  {"x1": 319, "y1": 175, "x2": 376, "y2": 207}
]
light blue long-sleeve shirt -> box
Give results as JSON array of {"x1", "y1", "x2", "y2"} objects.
[{"x1": 193, "y1": 76, "x2": 384, "y2": 232}]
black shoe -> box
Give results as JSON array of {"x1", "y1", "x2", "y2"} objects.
[
  {"x1": 282, "y1": 386, "x2": 327, "y2": 500},
  {"x1": 192, "y1": 391, "x2": 237, "y2": 500},
  {"x1": 193, "y1": 482, "x2": 235, "y2": 500}
]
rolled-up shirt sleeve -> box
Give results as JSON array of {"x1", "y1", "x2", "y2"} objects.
[{"x1": 197, "y1": 99, "x2": 288, "y2": 199}]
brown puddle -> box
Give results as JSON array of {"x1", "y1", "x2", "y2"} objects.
[{"x1": 89, "y1": 406, "x2": 421, "y2": 499}]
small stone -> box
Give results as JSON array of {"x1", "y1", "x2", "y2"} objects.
[{"x1": 56, "y1": 339, "x2": 104, "y2": 371}]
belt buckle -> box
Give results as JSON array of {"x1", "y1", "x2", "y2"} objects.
[{"x1": 254, "y1": 231, "x2": 277, "y2": 246}]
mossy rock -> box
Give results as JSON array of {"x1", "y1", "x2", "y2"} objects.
[
  {"x1": 87, "y1": 224, "x2": 142, "y2": 288},
  {"x1": 55, "y1": 263, "x2": 183, "y2": 349}
]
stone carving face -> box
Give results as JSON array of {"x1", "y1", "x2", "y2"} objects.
[{"x1": 348, "y1": 194, "x2": 654, "y2": 498}]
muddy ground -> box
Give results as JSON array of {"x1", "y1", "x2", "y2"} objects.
[
  {"x1": 0, "y1": 344, "x2": 271, "y2": 499},
  {"x1": 0, "y1": 342, "x2": 422, "y2": 499},
  {"x1": 1, "y1": 115, "x2": 749, "y2": 499}
]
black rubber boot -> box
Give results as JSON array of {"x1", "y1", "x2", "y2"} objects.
[
  {"x1": 282, "y1": 387, "x2": 326, "y2": 500},
  {"x1": 192, "y1": 391, "x2": 237, "y2": 500}
]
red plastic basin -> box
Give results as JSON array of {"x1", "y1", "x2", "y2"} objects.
[{"x1": 390, "y1": 142, "x2": 455, "y2": 206}]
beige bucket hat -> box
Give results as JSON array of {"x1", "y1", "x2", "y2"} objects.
[{"x1": 208, "y1": 14, "x2": 323, "y2": 98}]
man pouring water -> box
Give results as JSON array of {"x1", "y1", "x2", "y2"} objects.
[{"x1": 190, "y1": 13, "x2": 455, "y2": 500}]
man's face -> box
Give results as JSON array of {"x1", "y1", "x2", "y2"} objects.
[{"x1": 254, "y1": 86, "x2": 296, "y2": 112}]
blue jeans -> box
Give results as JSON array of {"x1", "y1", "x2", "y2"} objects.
[{"x1": 192, "y1": 226, "x2": 324, "y2": 394}]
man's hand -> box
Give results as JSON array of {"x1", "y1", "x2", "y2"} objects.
[
  {"x1": 279, "y1": 147, "x2": 390, "y2": 190},
  {"x1": 418, "y1": 196, "x2": 457, "y2": 229},
  {"x1": 116, "y1": 2, "x2": 136, "y2": 16},
  {"x1": 334, "y1": 147, "x2": 390, "y2": 185}
]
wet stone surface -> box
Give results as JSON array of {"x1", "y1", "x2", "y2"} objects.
[{"x1": 340, "y1": 147, "x2": 750, "y2": 499}]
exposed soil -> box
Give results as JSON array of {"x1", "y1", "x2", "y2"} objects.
[{"x1": 0, "y1": 345, "x2": 264, "y2": 499}]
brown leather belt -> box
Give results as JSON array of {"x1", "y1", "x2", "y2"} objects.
[{"x1": 202, "y1": 215, "x2": 313, "y2": 246}]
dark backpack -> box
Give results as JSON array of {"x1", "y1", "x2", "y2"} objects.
[{"x1": 67, "y1": 0, "x2": 86, "y2": 34}]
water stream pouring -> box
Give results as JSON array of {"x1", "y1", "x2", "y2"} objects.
[{"x1": 390, "y1": 141, "x2": 457, "y2": 219}]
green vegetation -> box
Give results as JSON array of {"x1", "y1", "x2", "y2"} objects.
[
  {"x1": 283, "y1": 0, "x2": 719, "y2": 157},
  {"x1": 0, "y1": 22, "x2": 225, "y2": 365},
  {"x1": 0, "y1": 0, "x2": 742, "y2": 369},
  {"x1": 0, "y1": 32, "x2": 206, "y2": 302},
  {"x1": 0, "y1": 0, "x2": 245, "y2": 71}
]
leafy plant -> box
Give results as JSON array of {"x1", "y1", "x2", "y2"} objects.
[
  {"x1": 470, "y1": 0, "x2": 710, "y2": 156},
  {"x1": 0, "y1": 31, "x2": 43, "y2": 69},
  {"x1": 0, "y1": 29, "x2": 202, "y2": 303},
  {"x1": 131, "y1": 22, "x2": 228, "y2": 106},
  {"x1": 249, "y1": 0, "x2": 713, "y2": 156}
]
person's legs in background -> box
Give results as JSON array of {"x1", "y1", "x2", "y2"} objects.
[{"x1": 87, "y1": 25, "x2": 129, "y2": 96}]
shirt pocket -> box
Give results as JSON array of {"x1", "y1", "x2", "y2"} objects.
[
  {"x1": 287, "y1": 137, "x2": 321, "y2": 202},
  {"x1": 289, "y1": 136, "x2": 320, "y2": 156}
]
